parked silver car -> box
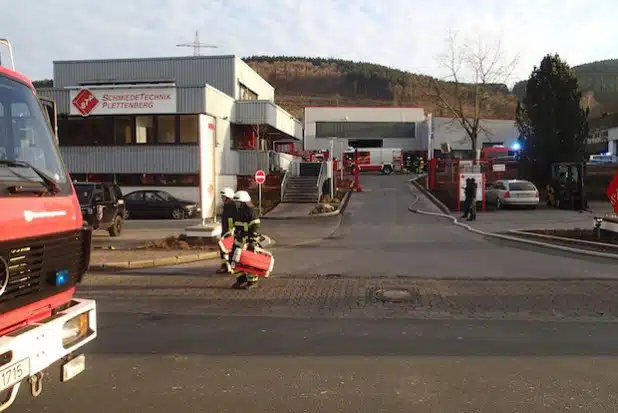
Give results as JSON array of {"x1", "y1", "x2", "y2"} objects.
[{"x1": 485, "y1": 179, "x2": 539, "y2": 209}]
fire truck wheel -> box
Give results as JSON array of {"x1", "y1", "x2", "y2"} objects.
[
  {"x1": 382, "y1": 165, "x2": 393, "y2": 175},
  {"x1": 108, "y1": 215, "x2": 123, "y2": 237}
]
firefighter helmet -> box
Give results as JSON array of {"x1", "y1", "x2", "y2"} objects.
[
  {"x1": 233, "y1": 190, "x2": 251, "y2": 203},
  {"x1": 220, "y1": 187, "x2": 235, "y2": 199}
]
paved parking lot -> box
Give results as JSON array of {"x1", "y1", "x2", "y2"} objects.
[{"x1": 445, "y1": 201, "x2": 613, "y2": 233}]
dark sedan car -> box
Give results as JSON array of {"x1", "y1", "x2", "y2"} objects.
[{"x1": 123, "y1": 190, "x2": 200, "y2": 220}]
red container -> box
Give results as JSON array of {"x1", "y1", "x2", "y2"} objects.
[
  {"x1": 218, "y1": 235, "x2": 234, "y2": 254},
  {"x1": 231, "y1": 247, "x2": 274, "y2": 278}
]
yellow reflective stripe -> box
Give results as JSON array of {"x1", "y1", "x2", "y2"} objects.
[
  {"x1": 227, "y1": 217, "x2": 234, "y2": 229},
  {"x1": 234, "y1": 221, "x2": 249, "y2": 231},
  {"x1": 249, "y1": 219, "x2": 260, "y2": 226}
]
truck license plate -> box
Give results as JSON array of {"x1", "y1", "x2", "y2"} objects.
[{"x1": 0, "y1": 359, "x2": 30, "y2": 391}]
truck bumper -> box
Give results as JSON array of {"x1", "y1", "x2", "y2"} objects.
[{"x1": 0, "y1": 298, "x2": 96, "y2": 410}]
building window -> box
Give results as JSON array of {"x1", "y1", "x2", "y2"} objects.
[
  {"x1": 157, "y1": 115, "x2": 176, "y2": 143},
  {"x1": 115, "y1": 173, "x2": 199, "y2": 186},
  {"x1": 58, "y1": 116, "x2": 114, "y2": 146},
  {"x1": 58, "y1": 115, "x2": 201, "y2": 146},
  {"x1": 179, "y1": 115, "x2": 198, "y2": 143},
  {"x1": 69, "y1": 173, "x2": 87, "y2": 182},
  {"x1": 115, "y1": 116, "x2": 133, "y2": 144},
  {"x1": 86, "y1": 173, "x2": 115, "y2": 183},
  {"x1": 239, "y1": 82, "x2": 258, "y2": 100},
  {"x1": 315, "y1": 121, "x2": 416, "y2": 139},
  {"x1": 135, "y1": 116, "x2": 155, "y2": 144}
]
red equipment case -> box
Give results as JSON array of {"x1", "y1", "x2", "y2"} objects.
[
  {"x1": 231, "y1": 246, "x2": 274, "y2": 278},
  {"x1": 218, "y1": 235, "x2": 234, "y2": 254}
]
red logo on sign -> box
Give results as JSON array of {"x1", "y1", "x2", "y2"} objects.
[
  {"x1": 255, "y1": 170, "x2": 266, "y2": 184},
  {"x1": 72, "y1": 89, "x2": 99, "y2": 116},
  {"x1": 606, "y1": 173, "x2": 618, "y2": 214}
]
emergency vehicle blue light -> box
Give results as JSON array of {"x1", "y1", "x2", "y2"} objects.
[
  {"x1": 511, "y1": 142, "x2": 521, "y2": 151},
  {"x1": 55, "y1": 270, "x2": 69, "y2": 286}
]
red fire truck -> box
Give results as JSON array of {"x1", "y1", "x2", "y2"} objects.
[
  {"x1": 343, "y1": 147, "x2": 403, "y2": 174},
  {"x1": 0, "y1": 39, "x2": 96, "y2": 410}
]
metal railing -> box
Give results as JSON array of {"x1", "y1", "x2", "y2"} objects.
[
  {"x1": 280, "y1": 158, "x2": 300, "y2": 201},
  {"x1": 316, "y1": 161, "x2": 328, "y2": 202}
]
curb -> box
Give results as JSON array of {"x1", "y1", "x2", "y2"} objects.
[
  {"x1": 88, "y1": 251, "x2": 219, "y2": 272},
  {"x1": 407, "y1": 176, "x2": 618, "y2": 260},
  {"x1": 408, "y1": 176, "x2": 451, "y2": 215},
  {"x1": 88, "y1": 235, "x2": 276, "y2": 272},
  {"x1": 506, "y1": 229, "x2": 618, "y2": 252},
  {"x1": 407, "y1": 195, "x2": 618, "y2": 260},
  {"x1": 261, "y1": 190, "x2": 353, "y2": 220}
]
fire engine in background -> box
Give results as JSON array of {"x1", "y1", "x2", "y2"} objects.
[
  {"x1": 343, "y1": 147, "x2": 403, "y2": 174},
  {"x1": 0, "y1": 39, "x2": 96, "y2": 410},
  {"x1": 480, "y1": 145, "x2": 518, "y2": 161}
]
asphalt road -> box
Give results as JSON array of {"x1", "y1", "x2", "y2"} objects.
[
  {"x1": 14, "y1": 174, "x2": 618, "y2": 412},
  {"x1": 138, "y1": 174, "x2": 617, "y2": 279}
]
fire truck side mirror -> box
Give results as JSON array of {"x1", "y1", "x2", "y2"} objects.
[{"x1": 39, "y1": 96, "x2": 58, "y2": 144}]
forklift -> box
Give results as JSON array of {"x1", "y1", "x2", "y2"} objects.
[{"x1": 546, "y1": 162, "x2": 588, "y2": 210}]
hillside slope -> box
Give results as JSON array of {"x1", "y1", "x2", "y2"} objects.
[
  {"x1": 512, "y1": 58, "x2": 618, "y2": 117},
  {"x1": 244, "y1": 56, "x2": 516, "y2": 120}
]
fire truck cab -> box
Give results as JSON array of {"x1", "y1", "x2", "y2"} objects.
[
  {"x1": 0, "y1": 39, "x2": 97, "y2": 410},
  {"x1": 343, "y1": 147, "x2": 403, "y2": 175}
]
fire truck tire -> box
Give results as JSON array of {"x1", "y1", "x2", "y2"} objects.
[
  {"x1": 108, "y1": 215, "x2": 123, "y2": 237},
  {"x1": 382, "y1": 165, "x2": 393, "y2": 175}
]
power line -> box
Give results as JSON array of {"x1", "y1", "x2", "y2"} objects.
[{"x1": 176, "y1": 30, "x2": 218, "y2": 56}]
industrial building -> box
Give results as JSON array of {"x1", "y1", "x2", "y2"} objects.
[
  {"x1": 588, "y1": 113, "x2": 618, "y2": 155},
  {"x1": 38, "y1": 55, "x2": 303, "y2": 210},
  {"x1": 303, "y1": 106, "x2": 520, "y2": 158}
]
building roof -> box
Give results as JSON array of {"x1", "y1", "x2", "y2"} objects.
[{"x1": 53, "y1": 54, "x2": 237, "y2": 65}]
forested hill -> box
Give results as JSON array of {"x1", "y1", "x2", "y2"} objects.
[
  {"x1": 243, "y1": 56, "x2": 516, "y2": 119},
  {"x1": 512, "y1": 58, "x2": 618, "y2": 117},
  {"x1": 33, "y1": 55, "x2": 521, "y2": 120}
]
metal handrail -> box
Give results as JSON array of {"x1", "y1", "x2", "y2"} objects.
[
  {"x1": 316, "y1": 161, "x2": 328, "y2": 202},
  {"x1": 279, "y1": 159, "x2": 300, "y2": 201},
  {"x1": 0, "y1": 39, "x2": 15, "y2": 70},
  {"x1": 280, "y1": 167, "x2": 291, "y2": 201}
]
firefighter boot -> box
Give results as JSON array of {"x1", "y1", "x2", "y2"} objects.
[
  {"x1": 245, "y1": 274, "x2": 259, "y2": 290},
  {"x1": 232, "y1": 274, "x2": 248, "y2": 289},
  {"x1": 216, "y1": 260, "x2": 232, "y2": 274}
]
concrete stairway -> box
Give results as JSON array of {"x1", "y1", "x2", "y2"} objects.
[
  {"x1": 281, "y1": 162, "x2": 322, "y2": 203},
  {"x1": 281, "y1": 176, "x2": 320, "y2": 203}
]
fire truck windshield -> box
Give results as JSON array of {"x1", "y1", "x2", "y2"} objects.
[{"x1": 0, "y1": 74, "x2": 70, "y2": 193}]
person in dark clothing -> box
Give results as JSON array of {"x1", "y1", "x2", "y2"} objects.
[
  {"x1": 216, "y1": 187, "x2": 237, "y2": 274},
  {"x1": 461, "y1": 178, "x2": 477, "y2": 221},
  {"x1": 230, "y1": 190, "x2": 261, "y2": 290}
]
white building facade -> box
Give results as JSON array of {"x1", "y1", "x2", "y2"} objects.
[
  {"x1": 38, "y1": 55, "x2": 303, "y2": 207},
  {"x1": 303, "y1": 106, "x2": 519, "y2": 157}
]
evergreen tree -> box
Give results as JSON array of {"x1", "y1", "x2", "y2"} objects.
[{"x1": 516, "y1": 54, "x2": 589, "y2": 185}]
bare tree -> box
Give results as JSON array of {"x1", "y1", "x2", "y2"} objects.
[{"x1": 427, "y1": 30, "x2": 519, "y2": 160}]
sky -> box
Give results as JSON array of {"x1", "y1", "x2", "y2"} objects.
[{"x1": 2, "y1": 0, "x2": 618, "y2": 86}]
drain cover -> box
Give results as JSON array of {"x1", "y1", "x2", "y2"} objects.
[{"x1": 374, "y1": 289, "x2": 416, "y2": 303}]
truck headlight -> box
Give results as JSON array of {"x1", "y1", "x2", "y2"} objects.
[{"x1": 62, "y1": 313, "x2": 90, "y2": 348}]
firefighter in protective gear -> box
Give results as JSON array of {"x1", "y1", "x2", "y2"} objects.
[
  {"x1": 230, "y1": 190, "x2": 261, "y2": 289},
  {"x1": 216, "y1": 187, "x2": 237, "y2": 274}
]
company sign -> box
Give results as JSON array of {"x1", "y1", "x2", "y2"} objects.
[{"x1": 70, "y1": 87, "x2": 177, "y2": 116}]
